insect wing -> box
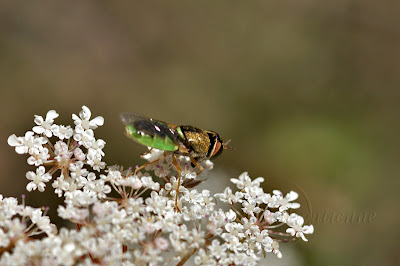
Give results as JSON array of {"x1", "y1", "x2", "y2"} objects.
[{"x1": 120, "y1": 113, "x2": 182, "y2": 151}]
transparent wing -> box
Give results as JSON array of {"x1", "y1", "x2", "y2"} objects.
[{"x1": 120, "y1": 113, "x2": 181, "y2": 143}]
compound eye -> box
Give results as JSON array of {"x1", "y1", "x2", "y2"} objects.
[{"x1": 212, "y1": 141, "x2": 223, "y2": 158}]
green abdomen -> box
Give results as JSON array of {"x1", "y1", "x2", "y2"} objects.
[{"x1": 125, "y1": 124, "x2": 178, "y2": 151}]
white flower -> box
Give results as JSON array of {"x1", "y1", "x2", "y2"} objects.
[
  {"x1": 58, "y1": 205, "x2": 89, "y2": 222},
  {"x1": 222, "y1": 233, "x2": 243, "y2": 252},
  {"x1": 27, "y1": 146, "x2": 50, "y2": 166},
  {"x1": 8, "y1": 132, "x2": 47, "y2": 155},
  {"x1": 90, "y1": 139, "x2": 106, "y2": 156},
  {"x1": 261, "y1": 192, "x2": 279, "y2": 208},
  {"x1": 241, "y1": 216, "x2": 259, "y2": 236},
  {"x1": 198, "y1": 190, "x2": 215, "y2": 210},
  {"x1": 30, "y1": 209, "x2": 57, "y2": 235},
  {"x1": 26, "y1": 166, "x2": 52, "y2": 192},
  {"x1": 153, "y1": 162, "x2": 170, "y2": 178},
  {"x1": 4, "y1": 107, "x2": 316, "y2": 264},
  {"x1": 194, "y1": 248, "x2": 216, "y2": 266},
  {"x1": 188, "y1": 228, "x2": 206, "y2": 248},
  {"x1": 52, "y1": 174, "x2": 70, "y2": 197},
  {"x1": 72, "y1": 106, "x2": 104, "y2": 131},
  {"x1": 141, "y1": 148, "x2": 164, "y2": 162},
  {"x1": 51, "y1": 125, "x2": 73, "y2": 140},
  {"x1": 201, "y1": 159, "x2": 214, "y2": 170},
  {"x1": 74, "y1": 129, "x2": 96, "y2": 148},
  {"x1": 230, "y1": 172, "x2": 264, "y2": 190},
  {"x1": 164, "y1": 176, "x2": 186, "y2": 195},
  {"x1": 208, "y1": 240, "x2": 227, "y2": 260},
  {"x1": 86, "y1": 149, "x2": 106, "y2": 171},
  {"x1": 33, "y1": 110, "x2": 59, "y2": 137},
  {"x1": 224, "y1": 222, "x2": 245, "y2": 239},
  {"x1": 215, "y1": 187, "x2": 244, "y2": 204},
  {"x1": 180, "y1": 162, "x2": 197, "y2": 179},
  {"x1": 242, "y1": 199, "x2": 262, "y2": 215},
  {"x1": 273, "y1": 190, "x2": 301, "y2": 212},
  {"x1": 183, "y1": 189, "x2": 200, "y2": 203},
  {"x1": 141, "y1": 175, "x2": 160, "y2": 190},
  {"x1": 85, "y1": 179, "x2": 111, "y2": 198},
  {"x1": 263, "y1": 210, "x2": 278, "y2": 225},
  {"x1": 244, "y1": 186, "x2": 265, "y2": 204},
  {"x1": 286, "y1": 213, "x2": 314, "y2": 241},
  {"x1": 69, "y1": 161, "x2": 89, "y2": 180},
  {"x1": 271, "y1": 240, "x2": 282, "y2": 258}
]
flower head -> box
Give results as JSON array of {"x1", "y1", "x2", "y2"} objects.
[{"x1": 4, "y1": 106, "x2": 314, "y2": 265}]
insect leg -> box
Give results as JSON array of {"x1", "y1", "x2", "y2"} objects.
[
  {"x1": 140, "y1": 148, "x2": 153, "y2": 157},
  {"x1": 134, "y1": 151, "x2": 166, "y2": 175},
  {"x1": 171, "y1": 153, "x2": 182, "y2": 212},
  {"x1": 190, "y1": 157, "x2": 204, "y2": 176}
]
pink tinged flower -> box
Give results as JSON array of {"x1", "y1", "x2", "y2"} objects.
[
  {"x1": 26, "y1": 166, "x2": 52, "y2": 192},
  {"x1": 263, "y1": 210, "x2": 277, "y2": 225},
  {"x1": 33, "y1": 110, "x2": 59, "y2": 137},
  {"x1": 73, "y1": 148, "x2": 86, "y2": 161},
  {"x1": 154, "y1": 237, "x2": 169, "y2": 251},
  {"x1": 54, "y1": 141, "x2": 73, "y2": 168}
]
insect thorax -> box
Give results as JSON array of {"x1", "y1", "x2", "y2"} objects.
[{"x1": 178, "y1": 126, "x2": 210, "y2": 158}]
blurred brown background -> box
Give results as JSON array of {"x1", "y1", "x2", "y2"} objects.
[{"x1": 1, "y1": 1, "x2": 399, "y2": 265}]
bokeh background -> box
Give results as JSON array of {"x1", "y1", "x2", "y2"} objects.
[{"x1": 1, "y1": 1, "x2": 399, "y2": 265}]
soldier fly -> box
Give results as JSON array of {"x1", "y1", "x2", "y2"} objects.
[{"x1": 120, "y1": 113, "x2": 228, "y2": 210}]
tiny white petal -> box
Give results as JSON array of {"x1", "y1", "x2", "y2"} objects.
[
  {"x1": 45, "y1": 110, "x2": 59, "y2": 120},
  {"x1": 90, "y1": 116, "x2": 104, "y2": 127},
  {"x1": 7, "y1": 134, "x2": 21, "y2": 146}
]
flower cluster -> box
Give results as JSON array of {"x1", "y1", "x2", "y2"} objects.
[{"x1": 2, "y1": 106, "x2": 314, "y2": 265}]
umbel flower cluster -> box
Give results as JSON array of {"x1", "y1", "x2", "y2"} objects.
[{"x1": 2, "y1": 106, "x2": 314, "y2": 265}]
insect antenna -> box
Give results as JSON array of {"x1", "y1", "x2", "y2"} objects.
[{"x1": 223, "y1": 139, "x2": 233, "y2": 150}]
